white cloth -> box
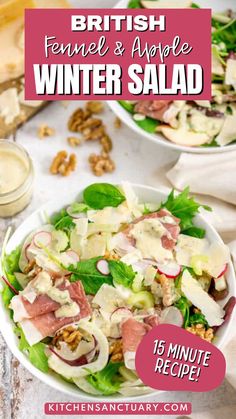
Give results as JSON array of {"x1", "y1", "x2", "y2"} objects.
[{"x1": 164, "y1": 152, "x2": 236, "y2": 391}]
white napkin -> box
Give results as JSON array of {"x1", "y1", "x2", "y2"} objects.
[{"x1": 165, "y1": 151, "x2": 236, "y2": 390}]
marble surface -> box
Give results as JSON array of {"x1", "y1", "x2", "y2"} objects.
[{"x1": 1, "y1": 0, "x2": 236, "y2": 418}]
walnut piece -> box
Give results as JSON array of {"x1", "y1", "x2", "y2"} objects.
[
  {"x1": 114, "y1": 117, "x2": 121, "y2": 129},
  {"x1": 101, "y1": 135, "x2": 112, "y2": 152},
  {"x1": 89, "y1": 152, "x2": 115, "y2": 176},
  {"x1": 109, "y1": 339, "x2": 123, "y2": 362},
  {"x1": 52, "y1": 326, "x2": 82, "y2": 351},
  {"x1": 159, "y1": 274, "x2": 178, "y2": 307},
  {"x1": 86, "y1": 101, "x2": 104, "y2": 114},
  {"x1": 38, "y1": 124, "x2": 55, "y2": 139},
  {"x1": 186, "y1": 324, "x2": 214, "y2": 343},
  {"x1": 67, "y1": 136, "x2": 81, "y2": 147},
  {"x1": 50, "y1": 151, "x2": 77, "y2": 177}
]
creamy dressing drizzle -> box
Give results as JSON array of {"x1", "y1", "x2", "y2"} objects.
[
  {"x1": 33, "y1": 271, "x2": 80, "y2": 318},
  {"x1": 130, "y1": 218, "x2": 173, "y2": 262}
]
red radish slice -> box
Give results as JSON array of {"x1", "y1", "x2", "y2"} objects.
[
  {"x1": 216, "y1": 264, "x2": 228, "y2": 279},
  {"x1": 1, "y1": 276, "x2": 19, "y2": 295},
  {"x1": 49, "y1": 347, "x2": 88, "y2": 367},
  {"x1": 160, "y1": 307, "x2": 183, "y2": 327},
  {"x1": 110, "y1": 307, "x2": 132, "y2": 323},
  {"x1": 96, "y1": 259, "x2": 110, "y2": 276},
  {"x1": 33, "y1": 231, "x2": 52, "y2": 248},
  {"x1": 24, "y1": 243, "x2": 33, "y2": 263},
  {"x1": 65, "y1": 250, "x2": 80, "y2": 263},
  {"x1": 157, "y1": 262, "x2": 181, "y2": 278}
]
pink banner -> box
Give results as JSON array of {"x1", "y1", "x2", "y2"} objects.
[
  {"x1": 25, "y1": 8, "x2": 211, "y2": 100},
  {"x1": 44, "y1": 402, "x2": 192, "y2": 415}
]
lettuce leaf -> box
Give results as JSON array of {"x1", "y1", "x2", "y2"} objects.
[
  {"x1": 109, "y1": 260, "x2": 135, "y2": 288},
  {"x1": 87, "y1": 362, "x2": 123, "y2": 395},
  {"x1": 16, "y1": 327, "x2": 49, "y2": 373},
  {"x1": 51, "y1": 209, "x2": 76, "y2": 232},
  {"x1": 161, "y1": 187, "x2": 211, "y2": 236},
  {"x1": 2, "y1": 247, "x2": 22, "y2": 307}
]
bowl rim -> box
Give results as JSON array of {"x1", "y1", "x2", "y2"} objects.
[
  {"x1": 108, "y1": 101, "x2": 236, "y2": 155},
  {"x1": 0, "y1": 182, "x2": 235, "y2": 400},
  {"x1": 110, "y1": 0, "x2": 236, "y2": 155}
]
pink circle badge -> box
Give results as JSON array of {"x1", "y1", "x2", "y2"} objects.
[{"x1": 136, "y1": 324, "x2": 226, "y2": 392}]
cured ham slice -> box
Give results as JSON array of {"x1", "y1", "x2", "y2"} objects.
[
  {"x1": 143, "y1": 314, "x2": 159, "y2": 328},
  {"x1": 19, "y1": 309, "x2": 91, "y2": 346},
  {"x1": 134, "y1": 100, "x2": 172, "y2": 121},
  {"x1": 11, "y1": 280, "x2": 90, "y2": 322},
  {"x1": 121, "y1": 318, "x2": 151, "y2": 370},
  {"x1": 127, "y1": 209, "x2": 180, "y2": 251}
]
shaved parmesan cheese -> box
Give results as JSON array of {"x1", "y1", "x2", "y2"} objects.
[
  {"x1": 144, "y1": 265, "x2": 157, "y2": 286},
  {"x1": 88, "y1": 204, "x2": 132, "y2": 226},
  {"x1": 92, "y1": 284, "x2": 128, "y2": 313},
  {"x1": 0, "y1": 88, "x2": 20, "y2": 124},
  {"x1": 225, "y1": 59, "x2": 236, "y2": 90},
  {"x1": 120, "y1": 182, "x2": 142, "y2": 218},
  {"x1": 81, "y1": 234, "x2": 107, "y2": 260},
  {"x1": 215, "y1": 114, "x2": 236, "y2": 146},
  {"x1": 181, "y1": 270, "x2": 225, "y2": 326},
  {"x1": 204, "y1": 242, "x2": 230, "y2": 278},
  {"x1": 124, "y1": 351, "x2": 136, "y2": 370},
  {"x1": 74, "y1": 218, "x2": 88, "y2": 236},
  {"x1": 175, "y1": 235, "x2": 209, "y2": 266}
]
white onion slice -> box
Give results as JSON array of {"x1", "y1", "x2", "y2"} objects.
[{"x1": 48, "y1": 320, "x2": 109, "y2": 378}]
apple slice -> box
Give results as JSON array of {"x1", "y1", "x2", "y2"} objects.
[
  {"x1": 141, "y1": 0, "x2": 192, "y2": 9},
  {"x1": 157, "y1": 126, "x2": 210, "y2": 146}
]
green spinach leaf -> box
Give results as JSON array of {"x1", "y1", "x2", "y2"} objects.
[
  {"x1": 83, "y1": 183, "x2": 125, "y2": 210},
  {"x1": 189, "y1": 312, "x2": 209, "y2": 328},
  {"x1": 2, "y1": 247, "x2": 22, "y2": 307}
]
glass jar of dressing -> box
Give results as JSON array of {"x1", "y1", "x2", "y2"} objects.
[{"x1": 0, "y1": 140, "x2": 34, "y2": 217}]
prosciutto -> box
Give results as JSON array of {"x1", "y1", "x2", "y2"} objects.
[
  {"x1": 134, "y1": 100, "x2": 172, "y2": 121},
  {"x1": 127, "y1": 209, "x2": 180, "y2": 251},
  {"x1": 11, "y1": 280, "x2": 89, "y2": 322},
  {"x1": 121, "y1": 318, "x2": 151, "y2": 370},
  {"x1": 14, "y1": 280, "x2": 91, "y2": 346}
]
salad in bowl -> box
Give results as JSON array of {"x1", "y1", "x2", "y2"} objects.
[
  {"x1": 1, "y1": 182, "x2": 235, "y2": 398},
  {"x1": 110, "y1": 0, "x2": 236, "y2": 152}
]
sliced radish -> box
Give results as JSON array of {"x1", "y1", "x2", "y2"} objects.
[
  {"x1": 33, "y1": 231, "x2": 52, "y2": 248},
  {"x1": 160, "y1": 307, "x2": 183, "y2": 327},
  {"x1": 216, "y1": 264, "x2": 228, "y2": 279},
  {"x1": 110, "y1": 307, "x2": 132, "y2": 324},
  {"x1": 96, "y1": 259, "x2": 110, "y2": 276},
  {"x1": 1, "y1": 276, "x2": 19, "y2": 295},
  {"x1": 24, "y1": 243, "x2": 33, "y2": 263},
  {"x1": 65, "y1": 250, "x2": 80, "y2": 263},
  {"x1": 157, "y1": 262, "x2": 181, "y2": 278}
]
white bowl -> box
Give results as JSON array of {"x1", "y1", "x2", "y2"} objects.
[
  {"x1": 0, "y1": 183, "x2": 235, "y2": 400},
  {"x1": 109, "y1": 0, "x2": 236, "y2": 154}
]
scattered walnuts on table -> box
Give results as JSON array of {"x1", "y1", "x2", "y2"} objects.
[
  {"x1": 50, "y1": 150, "x2": 77, "y2": 176},
  {"x1": 38, "y1": 124, "x2": 55, "y2": 139},
  {"x1": 88, "y1": 152, "x2": 115, "y2": 176}
]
